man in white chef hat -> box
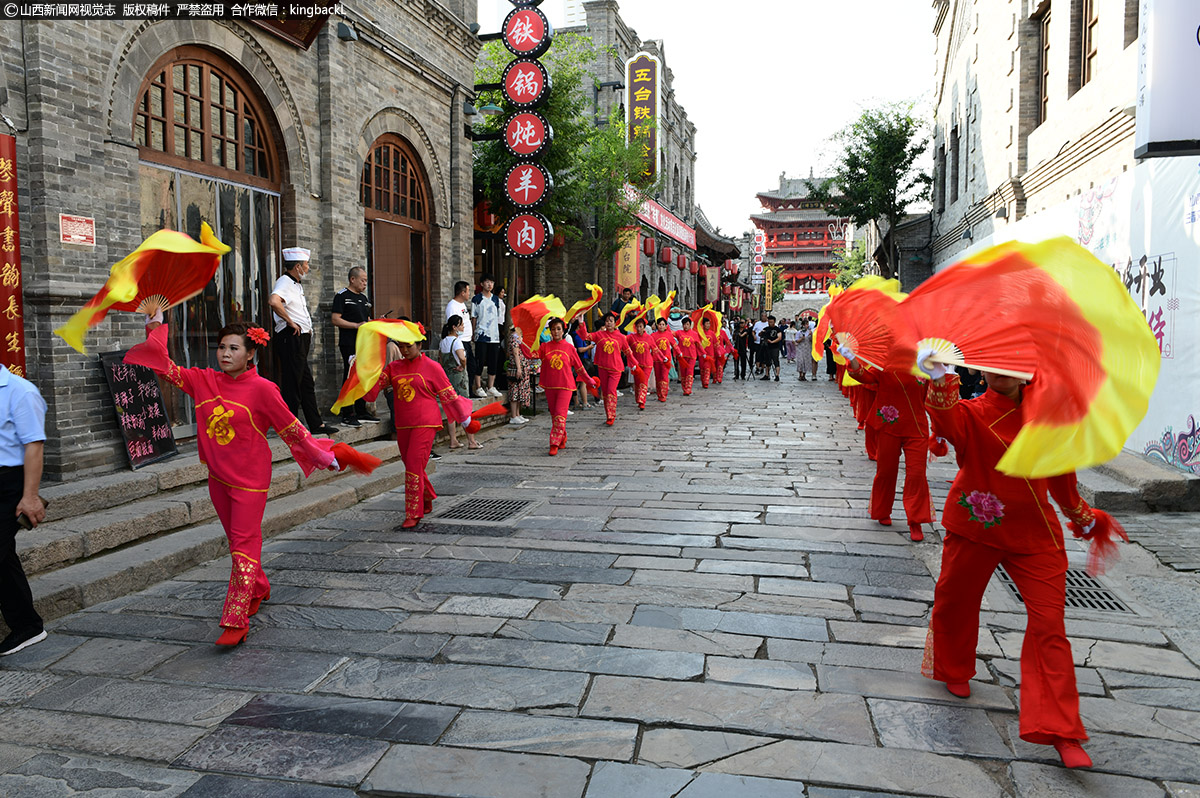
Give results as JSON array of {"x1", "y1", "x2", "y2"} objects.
[{"x1": 268, "y1": 247, "x2": 339, "y2": 435}]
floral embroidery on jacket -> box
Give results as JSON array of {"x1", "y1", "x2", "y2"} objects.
[
  {"x1": 958, "y1": 490, "x2": 1005, "y2": 528},
  {"x1": 877, "y1": 405, "x2": 900, "y2": 423},
  {"x1": 205, "y1": 404, "x2": 236, "y2": 445}
]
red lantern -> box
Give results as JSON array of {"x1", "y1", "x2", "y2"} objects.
[
  {"x1": 723, "y1": 284, "x2": 732, "y2": 296},
  {"x1": 676, "y1": 254, "x2": 686, "y2": 271},
  {"x1": 689, "y1": 260, "x2": 699, "y2": 275},
  {"x1": 552, "y1": 233, "x2": 565, "y2": 248},
  {"x1": 660, "y1": 246, "x2": 673, "y2": 264},
  {"x1": 643, "y1": 237, "x2": 656, "y2": 257},
  {"x1": 699, "y1": 264, "x2": 707, "y2": 278}
]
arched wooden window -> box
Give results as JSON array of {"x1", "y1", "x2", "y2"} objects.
[
  {"x1": 134, "y1": 46, "x2": 279, "y2": 191},
  {"x1": 360, "y1": 135, "x2": 427, "y2": 224}
]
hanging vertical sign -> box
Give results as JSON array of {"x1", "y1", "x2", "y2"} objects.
[
  {"x1": 0, "y1": 135, "x2": 26, "y2": 378},
  {"x1": 502, "y1": 4, "x2": 554, "y2": 59},
  {"x1": 502, "y1": 59, "x2": 552, "y2": 109},
  {"x1": 625, "y1": 52, "x2": 661, "y2": 185},
  {"x1": 504, "y1": 162, "x2": 553, "y2": 208},
  {"x1": 765, "y1": 269, "x2": 774, "y2": 313},
  {"x1": 614, "y1": 228, "x2": 640, "y2": 294},
  {"x1": 504, "y1": 212, "x2": 554, "y2": 259},
  {"x1": 705, "y1": 262, "x2": 719, "y2": 302}
]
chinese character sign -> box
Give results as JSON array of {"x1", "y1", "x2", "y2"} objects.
[
  {"x1": 615, "y1": 228, "x2": 639, "y2": 294},
  {"x1": 505, "y1": 212, "x2": 553, "y2": 260},
  {"x1": 502, "y1": 59, "x2": 551, "y2": 109},
  {"x1": 705, "y1": 262, "x2": 719, "y2": 302},
  {"x1": 0, "y1": 135, "x2": 24, "y2": 378},
  {"x1": 502, "y1": 5, "x2": 553, "y2": 59},
  {"x1": 625, "y1": 52, "x2": 661, "y2": 185},
  {"x1": 505, "y1": 162, "x2": 552, "y2": 208}
]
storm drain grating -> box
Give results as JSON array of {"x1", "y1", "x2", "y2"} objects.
[
  {"x1": 435, "y1": 497, "x2": 534, "y2": 523},
  {"x1": 996, "y1": 566, "x2": 1132, "y2": 613}
]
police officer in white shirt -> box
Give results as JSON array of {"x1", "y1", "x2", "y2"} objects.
[{"x1": 268, "y1": 247, "x2": 337, "y2": 434}]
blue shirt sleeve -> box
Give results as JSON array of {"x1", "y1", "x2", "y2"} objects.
[{"x1": 12, "y1": 385, "x2": 47, "y2": 445}]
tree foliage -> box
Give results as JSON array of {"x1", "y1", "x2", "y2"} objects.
[
  {"x1": 807, "y1": 102, "x2": 929, "y2": 279},
  {"x1": 831, "y1": 239, "x2": 868, "y2": 288},
  {"x1": 473, "y1": 35, "x2": 657, "y2": 277}
]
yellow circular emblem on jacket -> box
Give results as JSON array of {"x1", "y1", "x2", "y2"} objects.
[
  {"x1": 206, "y1": 404, "x2": 236, "y2": 445},
  {"x1": 549, "y1": 353, "x2": 564, "y2": 370},
  {"x1": 603, "y1": 341, "x2": 615, "y2": 354},
  {"x1": 396, "y1": 378, "x2": 416, "y2": 403}
]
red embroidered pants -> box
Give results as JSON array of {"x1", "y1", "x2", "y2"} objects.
[
  {"x1": 679, "y1": 358, "x2": 695, "y2": 395},
  {"x1": 634, "y1": 369, "x2": 650, "y2": 407},
  {"x1": 396, "y1": 427, "x2": 437, "y2": 522},
  {"x1": 926, "y1": 534, "x2": 1085, "y2": 744},
  {"x1": 598, "y1": 368, "x2": 620, "y2": 424},
  {"x1": 546, "y1": 388, "x2": 571, "y2": 448},
  {"x1": 715, "y1": 356, "x2": 726, "y2": 383},
  {"x1": 209, "y1": 478, "x2": 270, "y2": 630},
  {"x1": 870, "y1": 432, "x2": 933, "y2": 524},
  {"x1": 654, "y1": 361, "x2": 671, "y2": 402}
]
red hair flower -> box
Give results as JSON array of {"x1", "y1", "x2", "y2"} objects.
[
  {"x1": 417, "y1": 322, "x2": 426, "y2": 336},
  {"x1": 247, "y1": 327, "x2": 270, "y2": 346}
]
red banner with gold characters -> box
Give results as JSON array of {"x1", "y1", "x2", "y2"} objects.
[
  {"x1": 614, "y1": 227, "x2": 640, "y2": 294},
  {"x1": 0, "y1": 135, "x2": 25, "y2": 378}
]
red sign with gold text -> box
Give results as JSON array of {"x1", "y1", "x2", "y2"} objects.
[
  {"x1": 0, "y1": 135, "x2": 25, "y2": 378},
  {"x1": 625, "y1": 52, "x2": 661, "y2": 185}
]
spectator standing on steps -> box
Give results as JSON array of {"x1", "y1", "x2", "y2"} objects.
[
  {"x1": 0, "y1": 366, "x2": 48, "y2": 657},
  {"x1": 269, "y1": 247, "x2": 338, "y2": 435},
  {"x1": 471, "y1": 274, "x2": 503, "y2": 399},
  {"x1": 445, "y1": 281, "x2": 476, "y2": 395},
  {"x1": 331, "y1": 266, "x2": 379, "y2": 428}
]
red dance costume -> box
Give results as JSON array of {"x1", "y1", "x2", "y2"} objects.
[
  {"x1": 579, "y1": 326, "x2": 632, "y2": 424},
  {"x1": 538, "y1": 338, "x2": 592, "y2": 453},
  {"x1": 364, "y1": 355, "x2": 472, "y2": 525},
  {"x1": 714, "y1": 330, "x2": 733, "y2": 384},
  {"x1": 626, "y1": 331, "x2": 655, "y2": 409},
  {"x1": 850, "y1": 364, "x2": 932, "y2": 526},
  {"x1": 124, "y1": 325, "x2": 334, "y2": 634},
  {"x1": 674, "y1": 329, "x2": 701, "y2": 395},
  {"x1": 650, "y1": 330, "x2": 680, "y2": 402},
  {"x1": 923, "y1": 376, "x2": 1097, "y2": 749}
]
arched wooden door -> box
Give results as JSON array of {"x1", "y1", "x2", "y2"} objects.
[{"x1": 361, "y1": 134, "x2": 432, "y2": 327}]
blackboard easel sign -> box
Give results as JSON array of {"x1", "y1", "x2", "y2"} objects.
[{"x1": 100, "y1": 351, "x2": 179, "y2": 469}]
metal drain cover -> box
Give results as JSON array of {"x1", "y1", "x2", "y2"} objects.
[
  {"x1": 435, "y1": 497, "x2": 535, "y2": 523},
  {"x1": 996, "y1": 566, "x2": 1132, "y2": 613}
]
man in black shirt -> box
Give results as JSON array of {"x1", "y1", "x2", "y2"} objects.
[
  {"x1": 331, "y1": 266, "x2": 378, "y2": 427},
  {"x1": 759, "y1": 315, "x2": 784, "y2": 382},
  {"x1": 732, "y1": 320, "x2": 750, "y2": 380}
]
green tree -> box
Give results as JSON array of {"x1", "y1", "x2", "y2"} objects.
[
  {"x1": 473, "y1": 35, "x2": 658, "y2": 285},
  {"x1": 831, "y1": 239, "x2": 868, "y2": 287},
  {"x1": 807, "y1": 102, "x2": 929, "y2": 280}
]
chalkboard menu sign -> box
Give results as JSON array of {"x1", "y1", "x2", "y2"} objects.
[{"x1": 100, "y1": 351, "x2": 178, "y2": 469}]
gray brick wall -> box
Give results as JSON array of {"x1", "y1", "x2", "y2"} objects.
[{"x1": 4, "y1": 6, "x2": 479, "y2": 480}]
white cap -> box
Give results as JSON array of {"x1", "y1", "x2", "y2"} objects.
[{"x1": 283, "y1": 247, "x2": 311, "y2": 262}]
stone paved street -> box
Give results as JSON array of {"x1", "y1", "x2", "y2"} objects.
[{"x1": 3, "y1": 375, "x2": 1200, "y2": 797}]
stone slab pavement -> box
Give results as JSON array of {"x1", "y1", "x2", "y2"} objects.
[{"x1": 3, "y1": 374, "x2": 1200, "y2": 797}]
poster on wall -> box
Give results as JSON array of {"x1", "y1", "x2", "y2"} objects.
[{"x1": 960, "y1": 156, "x2": 1200, "y2": 474}]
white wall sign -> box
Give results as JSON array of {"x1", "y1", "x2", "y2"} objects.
[{"x1": 1135, "y1": 0, "x2": 1200, "y2": 157}]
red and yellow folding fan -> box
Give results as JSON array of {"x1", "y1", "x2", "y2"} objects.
[
  {"x1": 690, "y1": 304, "x2": 723, "y2": 349},
  {"x1": 617, "y1": 299, "x2": 643, "y2": 329},
  {"x1": 896, "y1": 237, "x2": 1160, "y2": 478},
  {"x1": 511, "y1": 294, "x2": 566, "y2": 355},
  {"x1": 55, "y1": 222, "x2": 231, "y2": 353},
  {"x1": 563, "y1": 284, "x2": 603, "y2": 325},
  {"x1": 654, "y1": 290, "x2": 676, "y2": 322},
  {"x1": 331, "y1": 319, "x2": 426, "y2": 414},
  {"x1": 826, "y1": 286, "x2": 907, "y2": 370}
]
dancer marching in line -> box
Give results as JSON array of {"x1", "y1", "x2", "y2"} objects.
[
  {"x1": 578, "y1": 312, "x2": 633, "y2": 426},
  {"x1": 625, "y1": 313, "x2": 655, "y2": 410},
  {"x1": 125, "y1": 317, "x2": 364, "y2": 646},
  {"x1": 539, "y1": 318, "x2": 598, "y2": 454},
  {"x1": 650, "y1": 317, "x2": 681, "y2": 403},
  {"x1": 714, "y1": 323, "x2": 734, "y2": 384},
  {"x1": 673, "y1": 317, "x2": 701, "y2": 396},
  {"x1": 843, "y1": 346, "x2": 933, "y2": 541}
]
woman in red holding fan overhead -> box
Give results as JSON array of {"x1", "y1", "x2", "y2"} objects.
[
  {"x1": 919, "y1": 354, "x2": 1121, "y2": 770},
  {"x1": 625, "y1": 313, "x2": 655, "y2": 410},
  {"x1": 125, "y1": 316, "x2": 344, "y2": 647},
  {"x1": 578, "y1": 312, "x2": 633, "y2": 426},
  {"x1": 673, "y1": 317, "x2": 701, "y2": 395},
  {"x1": 539, "y1": 317, "x2": 598, "y2": 455},
  {"x1": 650, "y1": 317, "x2": 680, "y2": 403}
]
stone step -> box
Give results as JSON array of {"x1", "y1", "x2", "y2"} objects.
[
  {"x1": 1078, "y1": 448, "x2": 1200, "y2": 512},
  {"x1": 17, "y1": 437, "x2": 403, "y2": 579}
]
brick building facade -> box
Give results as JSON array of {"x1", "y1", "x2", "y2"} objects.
[{"x1": 1, "y1": 7, "x2": 480, "y2": 479}]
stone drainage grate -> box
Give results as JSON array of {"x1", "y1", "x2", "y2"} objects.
[
  {"x1": 435, "y1": 497, "x2": 535, "y2": 523},
  {"x1": 996, "y1": 566, "x2": 1132, "y2": 613}
]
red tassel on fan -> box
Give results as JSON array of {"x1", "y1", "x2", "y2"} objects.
[
  {"x1": 330, "y1": 442, "x2": 383, "y2": 475},
  {"x1": 584, "y1": 377, "x2": 600, "y2": 398},
  {"x1": 1067, "y1": 509, "x2": 1129, "y2": 576},
  {"x1": 473, "y1": 401, "x2": 508, "y2": 419},
  {"x1": 465, "y1": 418, "x2": 482, "y2": 435},
  {"x1": 930, "y1": 436, "x2": 949, "y2": 457},
  {"x1": 633, "y1": 364, "x2": 648, "y2": 383}
]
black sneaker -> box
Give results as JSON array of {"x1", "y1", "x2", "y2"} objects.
[
  {"x1": 0, "y1": 628, "x2": 47, "y2": 656},
  {"x1": 774, "y1": 375, "x2": 780, "y2": 381},
  {"x1": 341, "y1": 417, "x2": 362, "y2": 428},
  {"x1": 357, "y1": 414, "x2": 381, "y2": 424},
  {"x1": 311, "y1": 424, "x2": 340, "y2": 435},
  {"x1": 429, "y1": 450, "x2": 442, "y2": 460}
]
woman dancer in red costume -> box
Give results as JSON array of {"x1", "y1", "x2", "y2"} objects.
[
  {"x1": 650, "y1": 317, "x2": 680, "y2": 403},
  {"x1": 362, "y1": 323, "x2": 473, "y2": 529},
  {"x1": 539, "y1": 318, "x2": 597, "y2": 454},
  {"x1": 920, "y1": 360, "x2": 1119, "y2": 769},
  {"x1": 625, "y1": 314, "x2": 655, "y2": 410},
  {"x1": 578, "y1": 312, "x2": 633, "y2": 426},
  {"x1": 714, "y1": 323, "x2": 733, "y2": 384},
  {"x1": 673, "y1": 317, "x2": 701, "y2": 395},
  {"x1": 842, "y1": 346, "x2": 933, "y2": 541},
  {"x1": 125, "y1": 318, "x2": 338, "y2": 646}
]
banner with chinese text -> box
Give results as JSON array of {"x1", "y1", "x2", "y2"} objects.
[
  {"x1": 625, "y1": 52, "x2": 661, "y2": 185},
  {"x1": 615, "y1": 228, "x2": 639, "y2": 294},
  {"x1": 0, "y1": 135, "x2": 25, "y2": 377}
]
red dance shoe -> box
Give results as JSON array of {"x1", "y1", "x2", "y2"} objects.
[
  {"x1": 878, "y1": 518, "x2": 893, "y2": 527},
  {"x1": 908, "y1": 523, "x2": 924, "y2": 542},
  {"x1": 401, "y1": 517, "x2": 420, "y2": 529},
  {"x1": 605, "y1": 419, "x2": 614, "y2": 426},
  {"x1": 638, "y1": 403, "x2": 645, "y2": 410},
  {"x1": 945, "y1": 681, "x2": 971, "y2": 698},
  {"x1": 857, "y1": 423, "x2": 866, "y2": 430},
  {"x1": 215, "y1": 627, "x2": 247, "y2": 647},
  {"x1": 1053, "y1": 739, "x2": 1093, "y2": 769},
  {"x1": 549, "y1": 445, "x2": 558, "y2": 456},
  {"x1": 423, "y1": 499, "x2": 434, "y2": 514}
]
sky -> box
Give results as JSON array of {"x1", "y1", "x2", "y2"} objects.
[{"x1": 481, "y1": 0, "x2": 936, "y2": 238}]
